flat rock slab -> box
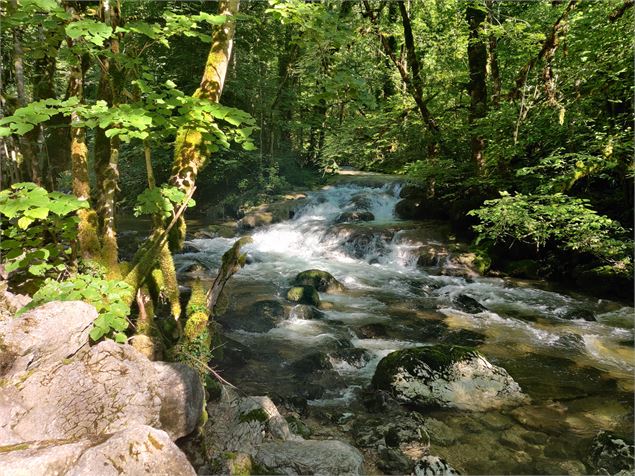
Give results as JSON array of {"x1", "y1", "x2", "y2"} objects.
[
  {"x1": 255, "y1": 440, "x2": 364, "y2": 476},
  {"x1": 0, "y1": 425, "x2": 195, "y2": 476}
]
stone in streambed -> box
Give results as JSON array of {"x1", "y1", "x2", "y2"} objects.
[
  {"x1": 293, "y1": 269, "x2": 345, "y2": 293},
  {"x1": 336, "y1": 211, "x2": 375, "y2": 224},
  {"x1": 562, "y1": 308, "x2": 596, "y2": 322},
  {"x1": 371, "y1": 345, "x2": 526, "y2": 411},
  {"x1": 286, "y1": 286, "x2": 321, "y2": 306},
  {"x1": 452, "y1": 294, "x2": 487, "y2": 314},
  {"x1": 587, "y1": 430, "x2": 634, "y2": 475},
  {"x1": 413, "y1": 455, "x2": 460, "y2": 476}
]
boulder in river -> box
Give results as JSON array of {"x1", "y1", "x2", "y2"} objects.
[
  {"x1": 371, "y1": 345, "x2": 526, "y2": 411},
  {"x1": 336, "y1": 210, "x2": 375, "y2": 224},
  {"x1": 413, "y1": 455, "x2": 461, "y2": 476},
  {"x1": 293, "y1": 269, "x2": 345, "y2": 293},
  {"x1": 452, "y1": 294, "x2": 487, "y2": 314},
  {"x1": 286, "y1": 285, "x2": 321, "y2": 306},
  {"x1": 395, "y1": 198, "x2": 448, "y2": 220},
  {"x1": 562, "y1": 307, "x2": 596, "y2": 322}
]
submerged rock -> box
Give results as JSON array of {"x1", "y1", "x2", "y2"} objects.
[
  {"x1": 588, "y1": 430, "x2": 634, "y2": 475},
  {"x1": 377, "y1": 446, "x2": 413, "y2": 474},
  {"x1": 413, "y1": 455, "x2": 460, "y2": 476},
  {"x1": 293, "y1": 269, "x2": 345, "y2": 293},
  {"x1": 336, "y1": 210, "x2": 375, "y2": 224},
  {"x1": 218, "y1": 299, "x2": 286, "y2": 333},
  {"x1": 256, "y1": 440, "x2": 364, "y2": 476},
  {"x1": 285, "y1": 303, "x2": 325, "y2": 320},
  {"x1": 286, "y1": 286, "x2": 321, "y2": 306},
  {"x1": 562, "y1": 308, "x2": 596, "y2": 322},
  {"x1": 452, "y1": 294, "x2": 487, "y2": 314},
  {"x1": 371, "y1": 345, "x2": 526, "y2": 411},
  {"x1": 290, "y1": 352, "x2": 333, "y2": 375}
]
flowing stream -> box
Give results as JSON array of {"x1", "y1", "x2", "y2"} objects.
[{"x1": 175, "y1": 180, "x2": 634, "y2": 474}]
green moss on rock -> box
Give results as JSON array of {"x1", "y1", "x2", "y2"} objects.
[
  {"x1": 286, "y1": 286, "x2": 320, "y2": 306},
  {"x1": 293, "y1": 269, "x2": 345, "y2": 293},
  {"x1": 372, "y1": 345, "x2": 478, "y2": 391}
]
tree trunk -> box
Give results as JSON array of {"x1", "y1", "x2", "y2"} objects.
[
  {"x1": 96, "y1": 0, "x2": 123, "y2": 275},
  {"x1": 508, "y1": 0, "x2": 577, "y2": 100},
  {"x1": 10, "y1": 0, "x2": 40, "y2": 185},
  {"x1": 66, "y1": 27, "x2": 101, "y2": 260},
  {"x1": 363, "y1": 0, "x2": 439, "y2": 156},
  {"x1": 168, "y1": 0, "x2": 240, "y2": 250},
  {"x1": 170, "y1": 0, "x2": 240, "y2": 194},
  {"x1": 486, "y1": 0, "x2": 501, "y2": 107},
  {"x1": 466, "y1": 0, "x2": 488, "y2": 173}
]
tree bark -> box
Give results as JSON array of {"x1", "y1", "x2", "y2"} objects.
[
  {"x1": 466, "y1": 0, "x2": 488, "y2": 172},
  {"x1": 486, "y1": 0, "x2": 501, "y2": 107},
  {"x1": 363, "y1": 0, "x2": 439, "y2": 156},
  {"x1": 508, "y1": 0, "x2": 577, "y2": 100},
  {"x1": 168, "y1": 0, "x2": 240, "y2": 250},
  {"x1": 96, "y1": 0, "x2": 123, "y2": 275},
  {"x1": 66, "y1": 16, "x2": 101, "y2": 260},
  {"x1": 10, "y1": 0, "x2": 40, "y2": 185},
  {"x1": 170, "y1": 0, "x2": 240, "y2": 195}
]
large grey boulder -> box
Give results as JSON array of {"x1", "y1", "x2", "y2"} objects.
[
  {"x1": 1, "y1": 339, "x2": 203, "y2": 444},
  {"x1": 68, "y1": 425, "x2": 196, "y2": 476},
  {"x1": 0, "y1": 301, "x2": 203, "y2": 475},
  {"x1": 0, "y1": 301, "x2": 96, "y2": 377},
  {"x1": 372, "y1": 345, "x2": 526, "y2": 411},
  {"x1": 0, "y1": 426, "x2": 195, "y2": 476},
  {"x1": 256, "y1": 440, "x2": 364, "y2": 476}
]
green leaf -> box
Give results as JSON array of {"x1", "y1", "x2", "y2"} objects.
[{"x1": 17, "y1": 216, "x2": 34, "y2": 229}]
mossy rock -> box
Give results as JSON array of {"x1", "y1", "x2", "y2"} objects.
[
  {"x1": 372, "y1": 345, "x2": 478, "y2": 392},
  {"x1": 293, "y1": 269, "x2": 345, "y2": 293},
  {"x1": 286, "y1": 286, "x2": 320, "y2": 306}
]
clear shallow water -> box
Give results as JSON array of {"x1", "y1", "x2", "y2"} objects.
[{"x1": 176, "y1": 182, "x2": 634, "y2": 474}]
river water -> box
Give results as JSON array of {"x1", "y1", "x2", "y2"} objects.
[{"x1": 175, "y1": 180, "x2": 634, "y2": 474}]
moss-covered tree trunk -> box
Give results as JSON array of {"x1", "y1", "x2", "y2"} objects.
[
  {"x1": 95, "y1": 0, "x2": 123, "y2": 275},
  {"x1": 65, "y1": 11, "x2": 101, "y2": 261},
  {"x1": 168, "y1": 0, "x2": 239, "y2": 249}
]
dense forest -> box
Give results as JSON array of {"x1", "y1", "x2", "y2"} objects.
[{"x1": 0, "y1": 0, "x2": 633, "y2": 474}]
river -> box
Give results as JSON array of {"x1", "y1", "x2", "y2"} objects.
[{"x1": 175, "y1": 178, "x2": 634, "y2": 474}]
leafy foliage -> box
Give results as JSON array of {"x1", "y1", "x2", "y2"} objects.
[
  {"x1": 0, "y1": 183, "x2": 88, "y2": 278},
  {"x1": 469, "y1": 192, "x2": 632, "y2": 270},
  {"x1": 20, "y1": 275, "x2": 134, "y2": 343},
  {"x1": 133, "y1": 185, "x2": 196, "y2": 219}
]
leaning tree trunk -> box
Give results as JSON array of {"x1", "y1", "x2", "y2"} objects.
[
  {"x1": 168, "y1": 0, "x2": 240, "y2": 250},
  {"x1": 508, "y1": 0, "x2": 577, "y2": 101},
  {"x1": 466, "y1": 0, "x2": 488, "y2": 173},
  {"x1": 363, "y1": 0, "x2": 440, "y2": 157}
]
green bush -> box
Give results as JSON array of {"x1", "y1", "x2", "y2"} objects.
[
  {"x1": 0, "y1": 183, "x2": 88, "y2": 278},
  {"x1": 469, "y1": 192, "x2": 633, "y2": 273}
]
